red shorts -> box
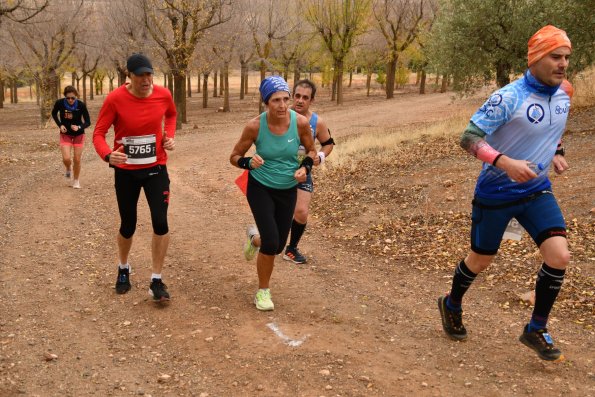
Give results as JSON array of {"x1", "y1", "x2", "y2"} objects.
[{"x1": 60, "y1": 133, "x2": 84, "y2": 147}]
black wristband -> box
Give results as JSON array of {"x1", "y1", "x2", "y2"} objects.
[
  {"x1": 555, "y1": 148, "x2": 565, "y2": 156},
  {"x1": 104, "y1": 153, "x2": 111, "y2": 163},
  {"x1": 237, "y1": 157, "x2": 252, "y2": 170},
  {"x1": 301, "y1": 156, "x2": 314, "y2": 175},
  {"x1": 492, "y1": 153, "x2": 504, "y2": 166}
]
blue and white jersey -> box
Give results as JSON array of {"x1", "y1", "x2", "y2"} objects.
[
  {"x1": 297, "y1": 112, "x2": 318, "y2": 156},
  {"x1": 470, "y1": 71, "x2": 572, "y2": 200},
  {"x1": 309, "y1": 112, "x2": 318, "y2": 138}
]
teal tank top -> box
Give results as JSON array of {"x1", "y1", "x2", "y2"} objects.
[{"x1": 251, "y1": 109, "x2": 300, "y2": 189}]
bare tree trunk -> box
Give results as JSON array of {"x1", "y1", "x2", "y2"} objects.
[
  {"x1": 187, "y1": 74, "x2": 192, "y2": 98},
  {"x1": 109, "y1": 78, "x2": 114, "y2": 92},
  {"x1": 167, "y1": 73, "x2": 174, "y2": 94},
  {"x1": 495, "y1": 60, "x2": 511, "y2": 87},
  {"x1": 331, "y1": 67, "x2": 337, "y2": 102},
  {"x1": 0, "y1": 79, "x2": 4, "y2": 108},
  {"x1": 89, "y1": 73, "x2": 94, "y2": 100},
  {"x1": 385, "y1": 59, "x2": 396, "y2": 99},
  {"x1": 293, "y1": 66, "x2": 300, "y2": 87},
  {"x1": 219, "y1": 70, "x2": 224, "y2": 96},
  {"x1": 197, "y1": 73, "x2": 201, "y2": 94},
  {"x1": 348, "y1": 70, "x2": 353, "y2": 88},
  {"x1": 440, "y1": 73, "x2": 448, "y2": 93},
  {"x1": 71, "y1": 73, "x2": 76, "y2": 86},
  {"x1": 244, "y1": 69, "x2": 248, "y2": 95},
  {"x1": 29, "y1": 84, "x2": 33, "y2": 100},
  {"x1": 240, "y1": 62, "x2": 246, "y2": 100},
  {"x1": 12, "y1": 79, "x2": 18, "y2": 104},
  {"x1": 39, "y1": 70, "x2": 59, "y2": 123},
  {"x1": 163, "y1": 72, "x2": 167, "y2": 87},
  {"x1": 419, "y1": 69, "x2": 427, "y2": 94},
  {"x1": 35, "y1": 80, "x2": 40, "y2": 105},
  {"x1": 366, "y1": 72, "x2": 371, "y2": 97},
  {"x1": 82, "y1": 74, "x2": 88, "y2": 102},
  {"x1": 336, "y1": 59, "x2": 344, "y2": 105},
  {"x1": 173, "y1": 72, "x2": 186, "y2": 129},
  {"x1": 259, "y1": 62, "x2": 266, "y2": 113},
  {"x1": 223, "y1": 63, "x2": 230, "y2": 112},
  {"x1": 202, "y1": 72, "x2": 209, "y2": 108},
  {"x1": 213, "y1": 70, "x2": 218, "y2": 98}
]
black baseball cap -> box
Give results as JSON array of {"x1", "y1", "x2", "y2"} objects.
[{"x1": 126, "y1": 53, "x2": 154, "y2": 75}]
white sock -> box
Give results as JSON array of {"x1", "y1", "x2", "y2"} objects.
[
  {"x1": 151, "y1": 273, "x2": 161, "y2": 280},
  {"x1": 118, "y1": 263, "x2": 130, "y2": 270}
]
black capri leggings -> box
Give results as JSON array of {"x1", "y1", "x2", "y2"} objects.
[
  {"x1": 246, "y1": 173, "x2": 297, "y2": 256},
  {"x1": 114, "y1": 165, "x2": 170, "y2": 238}
]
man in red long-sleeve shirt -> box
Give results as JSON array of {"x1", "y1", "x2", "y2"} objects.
[{"x1": 93, "y1": 53, "x2": 177, "y2": 302}]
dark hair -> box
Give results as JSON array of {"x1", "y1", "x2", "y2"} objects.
[
  {"x1": 293, "y1": 79, "x2": 317, "y2": 100},
  {"x1": 63, "y1": 85, "x2": 78, "y2": 97}
]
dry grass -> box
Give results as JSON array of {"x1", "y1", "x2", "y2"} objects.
[
  {"x1": 572, "y1": 67, "x2": 595, "y2": 109},
  {"x1": 327, "y1": 105, "x2": 477, "y2": 169}
]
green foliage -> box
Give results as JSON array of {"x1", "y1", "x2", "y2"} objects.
[
  {"x1": 395, "y1": 66, "x2": 409, "y2": 88},
  {"x1": 376, "y1": 70, "x2": 386, "y2": 86},
  {"x1": 428, "y1": 0, "x2": 594, "y2": 93}
]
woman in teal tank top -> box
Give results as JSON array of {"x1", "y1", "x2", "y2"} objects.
[{"x1": 230, "y1": 76, "x2": 315, "y2": 311}]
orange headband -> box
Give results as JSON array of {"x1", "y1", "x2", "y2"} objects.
[{"x1": 528, "y1": 25, "x2": 571, "y2": 67}]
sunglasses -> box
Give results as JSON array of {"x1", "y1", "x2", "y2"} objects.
[{"x1": 66, "y1": 96, "x2": 76, "y2": 100}]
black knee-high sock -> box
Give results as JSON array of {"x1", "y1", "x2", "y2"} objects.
[
  {"x1": 529, "y1": 263, "x2": 565, "y2": 332},
  {"x1": 446, "y1": 260, "x2": 477, "y2": 312},
  {"x1": 288, "y1": 220, "x2": 306, "y2": 249}
]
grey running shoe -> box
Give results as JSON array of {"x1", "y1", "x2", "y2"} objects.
[
  {"x1": 283, "y1": 246, "x2": 307, "y2": 264},
  {"x1": 519, "y1": 324, "x2": 563, "y2": 361},
  {"x1": 115, "y1": 266, "x2": 131, "y2": 294},
  {"x1": 149, "y1": 278, "x2": 170, "y2": 302},
  {"x1": 437, "y1": 295, "x2": 467, "y2": 341}
]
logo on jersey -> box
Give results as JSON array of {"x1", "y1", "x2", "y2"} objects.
[
  {"x1": 488, "y1": 94, "x2": 502, "y2": 106},
  {"x1": 555, "y1": 102, "x2": 570, "y2": 115},
  {"x1": 478, "y1": 94, "x2": 502, "y2": 117},
  {"x1": 526, "y1": 103, "x2": 545, "y2": 124}
]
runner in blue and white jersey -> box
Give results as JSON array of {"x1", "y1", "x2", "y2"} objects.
[
  {"x1": 437, "y1": 25, "x2": 573, "y2": 361},
  {"x1": 283, "y1": 79, "x2": 335, "y2": 264}
]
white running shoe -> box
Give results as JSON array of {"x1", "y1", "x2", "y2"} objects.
[
  {"x1": 72, "y1": 180, "x2": 81, "y2": 189},
  {"x1": 243, "y1": 224, "x2": 260, "y2": 261}
]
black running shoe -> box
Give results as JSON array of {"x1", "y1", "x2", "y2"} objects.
[
  {"x1": 519, "y1": 324, "x2": 562, "y2": 361},
  {"x1": 115, "y1": 267, "x2": 131, "y2": 294},
  {"x1": 437, "y1": 295, "x2": 467, "y2": 341},
  {"x1": 283, "y1": 246, "x2": 307, "y2": 264},
  {"x1": 149, "y1": 278, "x2": 170, "y2": 302}
]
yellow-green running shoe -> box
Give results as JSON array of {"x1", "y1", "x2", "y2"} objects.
[
  {"x1": 254, "y1": 288, "x2": 274, "y2": 311},
  {"x1": 244, "y1": 224, "x2": 259, "y2": 261}
]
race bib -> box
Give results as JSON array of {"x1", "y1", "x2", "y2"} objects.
[
  {"x1": 503, "y1": 218, "x2": 524, "y2": 241},
  {"x1": 123, "y1": 134, "x2": 157, "y2": 164}
]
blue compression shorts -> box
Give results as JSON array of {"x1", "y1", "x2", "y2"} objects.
[{"x1": 470, "y1": 191, "x2": 566, "y2": 255}]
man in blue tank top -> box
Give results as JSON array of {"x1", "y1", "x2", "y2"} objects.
[
  {"x1": 283, "y1": 79, "x2": 335, "y2": 264},
  {"x1": 437, "y1": 25, "x2": 573, "y2": 361}
]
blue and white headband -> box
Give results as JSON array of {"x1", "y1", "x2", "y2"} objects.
[{"x1": 259, "y1": 76, "x2": 290, "y2": 103}]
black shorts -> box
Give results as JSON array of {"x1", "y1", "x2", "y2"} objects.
[
  {"x1": 114, "y1": 165, "x2": 170, "y2": 238},
  {"x1": 246, "y1": 173, "x2": 297, "y2": 255}
]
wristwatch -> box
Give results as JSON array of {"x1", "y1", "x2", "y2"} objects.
[{"x1": 555, "y1": 147, "x2": 565, "y2": 156}]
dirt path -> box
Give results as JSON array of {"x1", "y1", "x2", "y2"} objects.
[{"x1": 1, "y1": 90, "x2": 593, "y2": 397}]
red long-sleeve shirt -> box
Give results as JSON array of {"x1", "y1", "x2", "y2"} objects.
[{"x1": 93, "y1": 84, "x2": 177, "y2": 170}]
